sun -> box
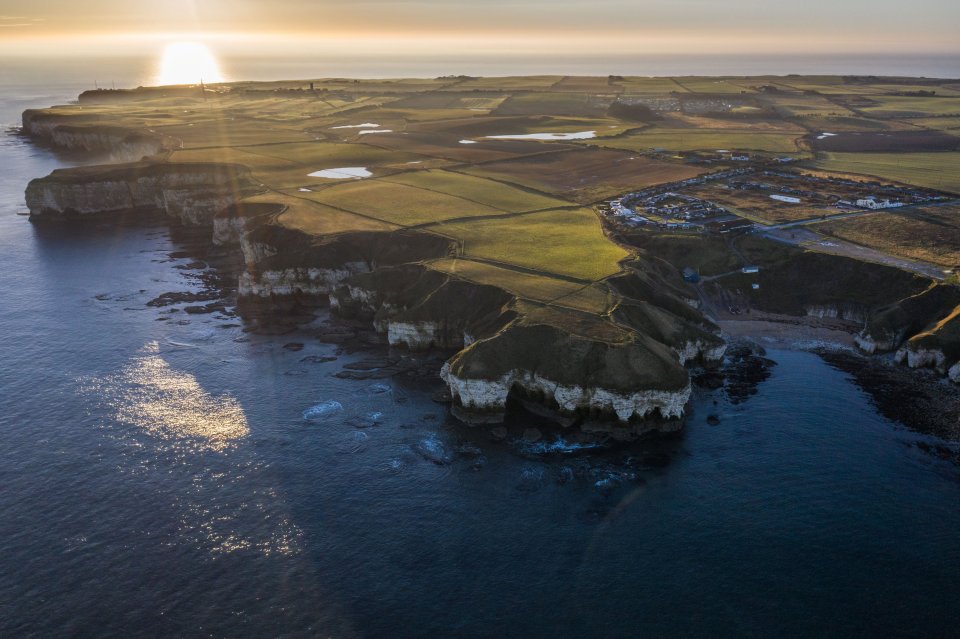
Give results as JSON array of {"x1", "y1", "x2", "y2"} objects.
[{"x1": 155, "y1": 42, "x2": 225, "y2": 86}]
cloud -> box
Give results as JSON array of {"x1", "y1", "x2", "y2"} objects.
[{"x1": 0, "y1": 15, "x2": 43, "y2": 26}]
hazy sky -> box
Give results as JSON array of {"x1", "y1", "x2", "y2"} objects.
[{"x1": 2, "y1": 0, "x2": 958, "y2": 56}]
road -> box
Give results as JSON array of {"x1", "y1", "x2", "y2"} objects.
[
  {"x1": 739, "y1": 199, "x2": 959, "y2": 281},
  {"x1": 760, "y1": 208, "x2": 883, "y2": 230},
  {"x1": 761, "y1": 226, "x2": 947, "y2": 280}
]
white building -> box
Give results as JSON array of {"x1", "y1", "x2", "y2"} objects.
[
  {"x1": 856, "y1": 197, "x2": 904, "y2": 210},
  {"x1": 770, "y1": 194, "x2": 801, "y2": 204}
]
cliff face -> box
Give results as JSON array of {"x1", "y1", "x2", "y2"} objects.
[
  {"x1": 857, "y1": 285, "x2": 960, "y2": 382},
  {"x1": 212, "y1": 202, "x2": 285, "y2": 246},
  {"x1": 22, "y1": 110, "x2": 166, "y2": 161},
  {"x1": 20, "y1": 102, "x2": 729, "y2": 433},
  {"x1": 25, "y1": 162, "x2": 258, "y2": 225},
  {"x1": 238, "y1": 228, "x2": 454, "y2": 301},
  {"x1": 890, "y1": 303, "x2": 960, "y2": 378},
  {"x1": 441, "y1": 323, "x2": 692, "y2": 425},
  {"x1": 895, "y1": 347, "x2": 947, "y2": 372},
  {"x1": 805, "y1": 304, "x2": 867, "y2": 324}
]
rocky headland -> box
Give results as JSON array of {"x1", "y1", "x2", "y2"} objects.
[
  {"x1": 20, "y1": 106, "x2": 726, "y2": 439},
  {"x1": 21, "y1": 86, "x2": 959, "y2": 443}
]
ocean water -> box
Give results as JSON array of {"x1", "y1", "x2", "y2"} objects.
[
  {"x1": 1, "y1": 84, "x2": 959, "y2": 638},
  {"x1": 2, "y1": 53, "x2": 958, "y2": 89}
]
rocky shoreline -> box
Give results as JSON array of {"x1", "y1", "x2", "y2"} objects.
[
  {"x1": 817, "y1": 349, "x2": 960, "y2": 443},
  {"x1": 20, "y1": 117, "x2": 731, "y2": 438},
  {"x1": 20, "y1": 103, "x2": 958, "y2": 443}
]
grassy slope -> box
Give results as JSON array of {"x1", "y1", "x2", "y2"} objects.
[{"x1": 812, "y1": 152, "x2": 960, "y2": 195}]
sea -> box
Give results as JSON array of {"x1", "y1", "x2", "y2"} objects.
[
  {"x1": 1, "y1": 62, "x2": 959, "y2": 638},
  {"x1": 2, "y1": 53, "x2": 959, "y2": 88}
]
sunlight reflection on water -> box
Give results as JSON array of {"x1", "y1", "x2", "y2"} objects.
[
  {"x1": 117, "y1": 341, "x2": 246, "y2": 450},
  {"x1": 81, "y1": 341, "x2": 302, "y2": 556},
  {"x1": 85, "y1": 341, "x2": 248, "y2": 451}
]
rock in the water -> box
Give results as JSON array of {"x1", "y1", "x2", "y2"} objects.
[
  {"x1": 303, "y1": 400, "x2": 343, "y2": 421},
  {"x1": 283, "y1": 342, "x2": 305, "y2": 351},
  {"x1": 413, "y1": 435, "x2": 454, "y2": 465},
  {"x1": 490, "y1": 426, "x2": 508, "y2": 441},
  {"x1": 147, "y1": 290, "x2": 219, "y2": 307},
  {"x1": 722, "y1": 342, "x2": 776, "y2": 404},
  {"x1": 707, "y1": 414, "x2": 721, "y2": 425}
]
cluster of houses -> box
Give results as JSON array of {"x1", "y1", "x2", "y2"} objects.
[
  {"x1": 601, "y1": 164, "x2": 951, "y2": 238},
  {"x1": 715, "y1": 151, "x2": 751, "y2": 162},
  {"x1": 639, "y1": 192, "x2": 726, "y2": 221},
  {"x1": 765, "y1": 171, "x2": 945, "y2": 209},
  {"x1": 601, "y1": 168, "x2": 753, "y2": 231},
  {"x1": 849, "y1": 197, "x2": 905, "y2": 210},
  {"x1": 681, "y1": 151, "x2": 798, "y2": 166},
  {"x1": 730, "y1": 175, "x2": 820, "y2": 199},
  {"x1": 730, "y1": 170, "x2": 947, "y2": 211}
]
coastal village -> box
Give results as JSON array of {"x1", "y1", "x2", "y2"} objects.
[{"x1": 599, "y1": 164, "x2": 948, "y2": 235}]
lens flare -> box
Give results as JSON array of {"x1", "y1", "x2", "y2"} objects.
[{"x1": 156, "y1": 41, "x2": 225, "y2": 86}]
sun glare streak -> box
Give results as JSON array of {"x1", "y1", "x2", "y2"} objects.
[
  {"x1": 156, "y1": 41, "x2": 225, "y2": 86},
  {"x1": 84, "y1": 341, "x2": 249, "y2": 452}
]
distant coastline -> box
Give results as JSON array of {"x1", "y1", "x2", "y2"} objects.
[{"x1": 3, "y1": 53, "x2": 959, "y2": 90}]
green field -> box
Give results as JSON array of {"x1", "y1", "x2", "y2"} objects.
[
  {"x1": 671, "y1": 78, "x2": 754, "y2": 94},
  {"x1": 263, "y1": 192, "x2": 398, "y2": 236},
  {"x1": 445, "y1": 76, "x2": 563, "y2": 91},
  {"x1": 493, "y1": 92, "x2": 614, "y2": 117},
  {"x1": 238, "y1": 141, "x2": 419, "y2": 166},
  {"x1": 427, "y1": 258, "x2": 615, "y2": 313},
  {"x1": 765, "y1": 95, "x2": 856, "y2": 118},
  {"x1": 860, "y1": 96, "x2": 960, "y2": 118},
  {"x1": 600, "y1": 128, "x2": 802, "y2": 153},
  {"x1": 300, "y1": 179, "x2": 503, "y2": 226},
  {"x1": 616, "y1": 77, "x2": 687, "y2": 94},
  {"x1": 432, "y1": 208, "x2": 630, "y2": 281},
  {"x1": 381, "y1": 170, "x2": 569, "y2": 212},
  {"x1": 813, "y1": 152, "x2": 960, "y2": 194},
  {"x1": 549, "y1": 76, "x2": 623, "y2": 93},
  {"x1": 911, "y1": 117, "x2": 960, "y2": 132},
  {"x1": 169, "y1": 143, "x2": 420, "y2": 189},
  {"x1": 462, "y1": 148, "x2": 706, "y2": 203}
]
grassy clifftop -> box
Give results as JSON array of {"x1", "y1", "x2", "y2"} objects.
[{"x1": 25, "y1": 74, "x2": 960, "y2": 414}]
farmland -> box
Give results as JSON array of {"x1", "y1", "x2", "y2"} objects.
[
  {"x1": 432, "y1": 208, "x2": 630, "y2": 281},
  {"x1": 27, "y1": 73, "x2": 960, "y2": 348},
  {"x1": 817, "y1": 205, "x2": 960, "y2": 268},
  {"x1": 812, "y1": 152, "x2": 960, "y2": 194},
  {"x1": 298, "y1": 179, "x2": 503, "y2": 226},
  {"x1": 600, "y1": 128, "x2": 803, "y2": 154},
  {"x1": 461, "y1": 148, "x2": 707, "y2": 203}
]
